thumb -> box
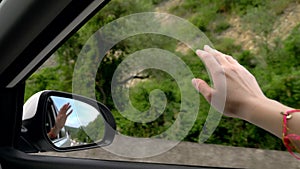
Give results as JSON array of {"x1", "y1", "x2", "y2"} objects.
[{"x1": 192, "y1": 78, "x2": 213, "y2": 102}]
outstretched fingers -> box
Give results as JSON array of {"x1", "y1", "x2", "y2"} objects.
[
  {"x1": 203, "y1": 45, "x2": 228, "y2": 64},
  {"x1": 60, "y1": 103, "x2": 72, "y2": 114},
  {"x1": 204, "y1": 45, "x2": 238, "y2": 65},
  {"x1": 66, "y1": 109, "x2": 73, "y2": 117},
  {"x1": 196, "y1": 49, "x2": 221, "y2": 75},
  {"x1": 196, "y1": 48, "x2": 225, "y2": 89}
]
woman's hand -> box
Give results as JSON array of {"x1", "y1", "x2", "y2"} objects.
[
  {"x1": 55, "y1": 103, "x2": 73, "y2": 130},
  {"x1": 192, "y1": 45, "x2": 266, "y2": 119},
  {"x1": 192, "y1": 45, "x2": 300, "y2": 157},
  {"x1": 48, "y1": 103, "x2": 73, "y2": 139}
]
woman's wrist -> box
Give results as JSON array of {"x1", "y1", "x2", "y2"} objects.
[
  {"x1": 52, "y1": 126, "x2": 60, "y2": 135},
  {"x1": 231, "y1": 96, "x2": 267, "y2": 121},
  {"x1": 242, "y1": 97, "x2": 292, "y2": 138},
  {"x1": 48, "y1": 126, "x2": 60, "y2": 139}
]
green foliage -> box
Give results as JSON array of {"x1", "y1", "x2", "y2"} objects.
[
  {"x1": 25, "y1": 0, "x2": 300, "y2": 151},
  {"x1": 114, "y1": 74, "x2": 181, "y2": 138},
  {"x1": 83, "y1": 115, "x2": 106, "y2": 142},
  {"x1": 66, "y1": 115, "x2": 105, "y2": 143},
  {"x1": 214, "y1": 20, "x2": 231, "y2": 33},
  {"x1": 284, "y1": 25, "x2": 300, "y2": 61},
  {"x1": 242, "y1": 6, "x2": 276, "y2": 36},
  {"x1": 239, "y1": 0, "x2": 294, "y2": 37},
  {"x1": 76, "y1": 127, "x2": 94, "y2": 143},
  {"x1": 170, "y1": 0, "x2": 223, "y2": 31},
  {"x1": 214, "y1": 38, "x2": 242, "y2": 54},
  {"x1": 25, "y1": 67, "x2": 60, "y2": 101},
  {"x1": 220, "y1": 0, "x2": 292, "y2": 15},
  {"x1": 259, "y1": 25, "x2": 300, "y2": 108},
  {"x1": 227, "y1": 0, "x2": 266, "y2": 14}
]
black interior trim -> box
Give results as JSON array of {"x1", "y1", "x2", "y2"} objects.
[
  {"x1": 0, "y1": 147, "x2": 234, "y2": 169},
  {"x1": 0, "y1": 84, "x2": 25, "y2": 147},
  {"x1": 0, "y1": 0, "x2": 71, "y2": 78},
  {"x1": 0, "y1": 0, "x2": 110, "y2": 87}
]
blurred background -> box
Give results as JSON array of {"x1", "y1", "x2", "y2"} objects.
[{"x1": 26, "y1": 0, "x2": 300, "y2": 160}]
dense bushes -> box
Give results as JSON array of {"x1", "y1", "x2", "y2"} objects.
[{"x1": 25, "y1": 0, "x2": 300, "y2": 151}]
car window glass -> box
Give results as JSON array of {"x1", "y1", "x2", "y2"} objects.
[{"x1": 25, "y1": 0, "x2": 300, "y2": 168}]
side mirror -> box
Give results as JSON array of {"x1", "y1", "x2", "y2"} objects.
[{"x1": 18, "y1": 90, "x2": 116, "y2": 152}]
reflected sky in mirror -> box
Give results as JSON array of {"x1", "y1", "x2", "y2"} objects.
[{"x1": 50, "y1": 96, "x2": 99, "y2": 128}]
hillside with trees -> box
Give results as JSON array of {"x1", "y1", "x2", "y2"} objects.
[{"x1": 25, "y1": 0, "x2": 300, "y2": 151}]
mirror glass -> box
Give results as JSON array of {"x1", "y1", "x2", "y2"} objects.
[{"x1": 45, "y1": 96, "x2": 106, "y2": 148}]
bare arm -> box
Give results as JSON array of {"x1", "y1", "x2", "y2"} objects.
[
  {"x1": 47, "y1": 103, "x2": 73, "y2": 139},
  {"x1": 192, "y1": 45, "x2": 300, "y2": 139}
]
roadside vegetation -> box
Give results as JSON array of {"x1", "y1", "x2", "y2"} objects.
[{"x1": 25, "y1": 0, "x2": 300, "y2": 151}]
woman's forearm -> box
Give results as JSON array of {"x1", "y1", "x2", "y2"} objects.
[{"x1": 242, "y1": 97, "x2": 293, "y2": 138}]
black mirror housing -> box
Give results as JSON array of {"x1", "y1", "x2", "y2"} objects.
[{"x1": 17, "y1": 90, "x2": 116, "y2": 153}]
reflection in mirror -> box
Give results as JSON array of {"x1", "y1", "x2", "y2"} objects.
[{"x1": 45, "y1": 96, "x2": 106, "y2": 148}]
